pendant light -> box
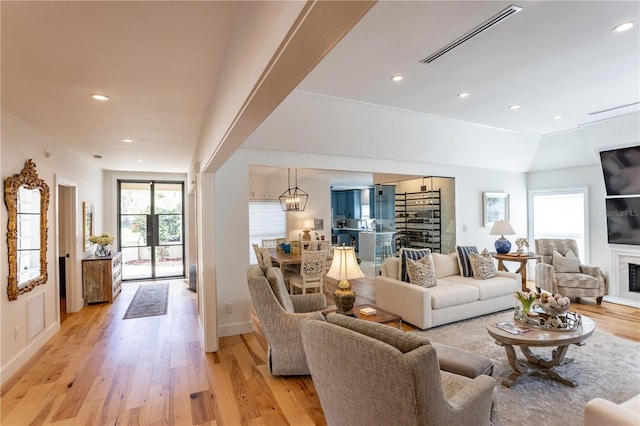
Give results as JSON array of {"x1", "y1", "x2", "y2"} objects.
[{"x1": 279, "y1": 168, "x2": 308, "y2": 211}]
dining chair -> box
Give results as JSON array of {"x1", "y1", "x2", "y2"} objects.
[
  {"x1": 289, "y1": 250, "x2": 327, "y2": 295},
  {"x1": 308, "y1": 241, "x2": 320, "y2": 251},
  {"x1": 261, "y1": 239, "x2": 278, "y2": 248},
  {"x1": 257, "y1": 247, "x2": 273, "y2": 269},
  {"x1": 318, "y1": 241, "x2": 333, "y2": 270}
]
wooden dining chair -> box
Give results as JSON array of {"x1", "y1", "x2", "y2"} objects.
[{"x1": 289, "y1": 250, "x2": 327, "y2": 295}]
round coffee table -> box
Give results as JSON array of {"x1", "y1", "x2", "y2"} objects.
[{"x1": 487, "y1": 312, "x2": 596, "y2": 387}]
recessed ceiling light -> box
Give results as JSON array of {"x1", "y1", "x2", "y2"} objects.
[
  {"x1": 136, "y1": 159, "x2": 144, "y2": 163},
  {"x1": 613, "y1": 21, "x2": 636, "y2": 33},
  {"x1": 553, "y1": 115, "x2": 563, "y2": 120},
  {"x1": 457, "y1": 91, "x2": 470, "y2": 98},
  {"x1": 508, "y1": 104, "x2": 520, "y2": 110},
  {"x1": 121, "y1": 138, "x2": 134, "y2": 143},
  {"x1": 390, "y1": 75, "x2": 403, "y2": 82},
  {"x1": 90, "y1": 94, "x2": 110, "y2": 101}
]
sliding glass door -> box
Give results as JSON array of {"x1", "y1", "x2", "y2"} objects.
[{"x1": 118, "y1": 180, "x2": 185, "y2": 280}]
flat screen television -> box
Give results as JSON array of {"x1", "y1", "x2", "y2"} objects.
[
  {"x1": 606, "y1": 197, "x2": 640, "y2": 246},
  {"x1": 599, "y1": 145, "x2": 640, "y2": 196}
]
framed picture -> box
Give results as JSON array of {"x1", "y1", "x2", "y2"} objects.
[
  {"x1": 483, "y1": 192, "x2": 509, "y2": 227},
  {"x1": 83, "y1": 202, "x2": 94, "y2": 250},
  {"x1": 313, "y1": 218, "x2": 324, "y2": 230}
]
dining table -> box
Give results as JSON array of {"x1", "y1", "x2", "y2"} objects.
[{"x1": 268, "y1": 248, "x2": 303, "y2": 273}]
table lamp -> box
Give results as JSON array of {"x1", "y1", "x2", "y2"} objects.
[
  {"x1": 490, "y1": 220, "x2": 516, "y2": 254},
  {"x1": 326, "y1": 246, "x2": 364, "y2": 316}
]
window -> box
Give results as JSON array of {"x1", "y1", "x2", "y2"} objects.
[
  {"x1": 529, "y1": 188, "x2": 589, "y2": 264},
  {"x1": 249, "y1": 201, "x2": 286, "y2": 264}
]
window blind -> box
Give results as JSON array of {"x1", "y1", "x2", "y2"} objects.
[{"x1": 248, "y1": 201, "x2": 286, "y2": 264}]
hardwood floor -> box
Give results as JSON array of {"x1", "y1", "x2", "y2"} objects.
[{"x1": 2, "y1": 278, "x2": 638, "y2": 425}]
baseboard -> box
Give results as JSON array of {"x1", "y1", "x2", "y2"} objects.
[
  {"x1": 218, "y1": 320, "x2": 253, "y2": 337},
  {"x1": 1, "y1": 321, "x2": 60, "y2": 385}
]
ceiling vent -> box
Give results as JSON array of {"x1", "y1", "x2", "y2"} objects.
[
  {"x1": 588, "y1": 101, "x2": 640, "y2": 115},
  {"x1": 420, "y1": 4, "x2": 522, "y2": 64}
]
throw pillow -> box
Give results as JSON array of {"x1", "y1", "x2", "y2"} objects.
[
  {"x1": 456, "y1": 245, "x2": 479, "y2": 277},
  {"x1": 552, "y1": 249, "x2": 580, "y2": 273},
  {"x1": 469, "y1": 249, "x2": 498, "y2": 280},
  {"x1": 432, "y1": 252, "x2": 460, "y2": 278},
  {"x1": 400, "y1": 248, "x2": 431, "y2": 282},
  {"x1": 406, "y1": 255, "x2": 437, "y2": 288}
]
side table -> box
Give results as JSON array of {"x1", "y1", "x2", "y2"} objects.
[
  {"x1": 322, "y1": 304, "x2": 403, "y2": 329},
  {"x1": 491, "y1": 252, "x2": 541, "y2": 291}
]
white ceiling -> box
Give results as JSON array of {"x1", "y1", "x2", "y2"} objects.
[
  {"x1": 2, "y1": 1, "x2": 639, "y2": 174},
  {"x1": 2, "y1": 1, "x2": 239, "y2": 173},
  {"x1": 296, "y1": 1, "x2": 640, "y2": 136}
]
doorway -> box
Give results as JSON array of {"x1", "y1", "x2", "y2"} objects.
[
  {"x1": 118, "y1": 180, "x2": 185, "y2": 281},
  {"x1": 56, "y1": 178, "x2": 77, "y2": 320}
]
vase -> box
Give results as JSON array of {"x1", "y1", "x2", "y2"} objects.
[{"x1": 96, "y1": 244, "x2": 110, "y2": 257}]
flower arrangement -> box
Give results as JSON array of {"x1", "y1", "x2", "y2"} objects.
[
  {"x1": 88, "y1": 232, "x2": 115, "y2": 245},
  {"x1": 514, "y1": 290, "x2": 537, "y2": 313}
]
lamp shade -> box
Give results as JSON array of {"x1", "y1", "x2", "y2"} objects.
[
  {"x1": 327, "y1": 246, "x2": 364, "y2": 281},
  {"x1": 489, "y1": 220, "x2": 515, "y2": 236}
]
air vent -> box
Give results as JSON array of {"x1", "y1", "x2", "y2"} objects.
[
  {"x1": 420, "y1": 4, "x2": 522, "y2": 64},
  {"x1": 588, "y1": 101, "x2": 640, "y2": 115}
]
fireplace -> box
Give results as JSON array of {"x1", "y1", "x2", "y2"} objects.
[
  {"x1": 630, "y1": 263, "x2": 640, "y2": 293},
  {"x1": 608, "y1": 245, "x2": 640, "y2": 307}
]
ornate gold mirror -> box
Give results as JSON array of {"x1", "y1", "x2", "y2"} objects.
[{"x1": 5, "y1": 159, "x2": 50, "y2": 301}]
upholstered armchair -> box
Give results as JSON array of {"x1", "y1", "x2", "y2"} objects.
[
  {"x1": 535, "y1": 239, "x2": 605, "y2": 305},
  {"x1": 301, "y1": 313, "x2": 498, "y2": 426},
  {"x1": 246, "y1": 266, "x2": 327, "y2": 375}
]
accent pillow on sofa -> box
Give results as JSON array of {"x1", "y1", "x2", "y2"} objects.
[
  {"x1": 456, "y1": 246, "x2": 479, "y2": 277},
  {"x1": 432, "y1": 252, "x2": 460, "y2": 278},
  {"x1": 406, "y1": 255, "x2": 438, "y2": 288},
  {"x1": 553, "y1": 249, "x2": 581, "y2": 273},
  {"x1": 469, "y1": 249, "x2": 498, "y2": 280},
  {"x1": 400, "y1": 248, "x2": 431, "y2": 282}
]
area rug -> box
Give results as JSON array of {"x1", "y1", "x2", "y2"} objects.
[
  {"x1": 416, "y1": 311, "x2": 640, "y2": 425},
  {"x1": 123, "y1": 283, "x2": 169, "y2": 319}
]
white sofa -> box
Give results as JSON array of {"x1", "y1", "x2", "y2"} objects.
[
  {"x1": 374, "y1": 252, "x2": 520, "y2": 330},
  {"x1": 584, "y1": 394, "x2": 640, "y2": 426}
]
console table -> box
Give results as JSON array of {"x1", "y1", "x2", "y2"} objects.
[
  {"x1": 82, "y1": 252, "x2": 122, "y2": 304},
  {"x1": 492, "y1": 253, "x2": 541, "y2": 291}
]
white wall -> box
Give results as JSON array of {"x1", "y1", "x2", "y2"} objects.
[{"x1": 1, "y1": 110, "x2": 103, "y2": 384}]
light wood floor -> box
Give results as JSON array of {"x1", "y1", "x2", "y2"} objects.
[{"x1": 2, "y1": 278, "x2": 639, "y2": 425}]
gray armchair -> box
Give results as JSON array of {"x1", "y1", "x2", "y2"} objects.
[
  {"x1": 535, "y1": 239, "x2": 605, "y2": 305},
  {"x1": 246, "y1": 266, "x2": 327, "y2": 375},
  {"x1": 301, "y1": 313, "x2": 498, "y2": 426}
]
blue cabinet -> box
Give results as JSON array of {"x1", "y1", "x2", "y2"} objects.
[
  {"x1": 345, "y1": 189, "x2": 361, "y2": 219},
  {"x1": 332, "y1": 189, "x2": 361, "y2": 219},
  {"x1": 334, "y1": 191, "x2": 347, "y2": 217}
]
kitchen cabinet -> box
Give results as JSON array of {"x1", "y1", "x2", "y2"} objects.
[
  {"x1": 333, "y1": 191, "x2": 347, "y2": 217},
  {"x1": 82, "y1": 252, "x2": 122, "y2": 304},
  {"x1": 332, "y1": 189, "x2": 361, "y2": 219},
  {"x1": 345, "y1": 189, "x2": 361, "y2": 219}
]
